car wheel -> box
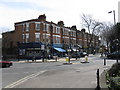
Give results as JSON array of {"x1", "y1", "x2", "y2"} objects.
[{"x1": 5, "y1": 64, "x2": 10, "y2": 67}]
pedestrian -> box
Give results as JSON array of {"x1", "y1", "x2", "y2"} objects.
[
  {"x1": 48, "y1": 55, "x2": 51, "y2": 60},
  {"x1": 32, "y1": 56, "x2": 35, "y2": 62}
]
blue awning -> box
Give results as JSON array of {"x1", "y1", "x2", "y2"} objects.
[{"x1": 54, "y1": 47, "x2": 66, "y2": 52}]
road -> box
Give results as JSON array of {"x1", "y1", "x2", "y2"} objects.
[{"x1": 2, "y1": 54, "x2": 117, "y2": 88}]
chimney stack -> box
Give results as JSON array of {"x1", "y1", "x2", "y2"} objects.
[
  {"x1": 71, "y1": 25, "x2": 77, "y2": 30},
  {"x1": 57, "y1": 21, "x2": 64, "y2": 26},
  {"x1": 38, "y1": 14, "x2": 46, "y2": 21}
]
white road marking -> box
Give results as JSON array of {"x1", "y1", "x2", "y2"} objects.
[{"x1": 4, "y1": 70, "x2": 46, "y2": 88}]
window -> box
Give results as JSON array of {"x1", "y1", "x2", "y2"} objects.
[
  {"x1": 56, "y1": 37, "x2": 60, "y2": 43},
  {"x1": 56, "y1": 27, "x2": 60, "y2": 34},
  {"x1": 22, "y1": 24, "x2": 25, "y2": 32},
  {"x1": 43, "y1": 34, "x2": 50, "y2": 42},
  {"x1": 53, "y1": 36, "x2": 56, "y2": 43},
  {"x1": 26, "y1": 34, "x2": 29, "y2": 43},
  {"x1": 46, "y1": 24, "x2": 50, "y2": 33},
  {"x1": 73, "y1": 32, "x2": 76, "y2": 37},
  {"x1": 35, "y1": 33, "x2": 40, "y2": 42},
  {"x1": 63, "y1": 28, "x2": 65, "y2": 35},
  {"x1": 36, "y1": 23, "x2": 40, "y2": 31},
  {"x1": 53, "y1": 26, "x2": 56, "y2": 33},
  {"x1": 43, "y1": 23, "x2": 46, "y2": 31},
  {"x1": 65, "y1": 29, "x2": 69, "y2": 35},
  {"x1": 22, "y1": 34, "x2": 25, "y2": 42},
  {"x1": 26, "y1": 23, "x2": 29, "y2": 32},
  {"x1": 52, "y1": 24, "x2": 56, "y2": 33}
]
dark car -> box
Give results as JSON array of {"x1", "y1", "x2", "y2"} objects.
[
  {"x1": 0, "y1": 61, "x2": 13, "y2": 68},
  {"x1": 71, "y1": 53, "x2": 81, "y2": 58},
  {"x1": 80, "y1": 52, "x2": 88, "y2": 57},
  {"x1": 107, "y1": 51, "x2": 120, "y2": 59}
]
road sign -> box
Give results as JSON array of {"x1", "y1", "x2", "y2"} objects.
[{"x1": 41, "y1": 45, "x2": 45, "y2": 50}]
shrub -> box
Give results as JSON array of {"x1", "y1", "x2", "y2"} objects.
[{"x1": 108, "y1": 63, "x2": 120, "y2": 77}]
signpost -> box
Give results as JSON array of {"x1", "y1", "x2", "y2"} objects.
[{"x1": 41, "y1": 45, "x2": 45, "y2": 62}]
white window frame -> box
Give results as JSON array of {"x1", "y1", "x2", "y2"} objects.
[
  {"x1": 35, "y1": 22, "x2": 41, "y2": 31},
  {"x1": 56, "y1": 26, "x2": 60, "y2": 34},
  {"x1": 35, "y1": 33, "x2": 40, "y2": 42},
  {"x1": 26, "y1": 33, "x2": 29, "y2": 43},
  {"x1": 43, "y1": 23, "x2": 46, "y2": 31},
  {"x1": 26, "y1": 23, "x2": 29, "y2": 32},
  {"x1": 52, "y1": 24, "x2": 56, "y2": 33},
  {"x1": 46, "y1": 24, "x2": 50, "y2": 33},
  {"x1": 22, "y1": 34, "x2": 25, "y2": 43}
]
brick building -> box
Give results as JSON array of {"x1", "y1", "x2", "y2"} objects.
[{"x1": 2, "y1": 14, "x2": 100, "y2": 59}]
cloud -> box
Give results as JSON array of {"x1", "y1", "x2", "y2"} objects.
[{"x1": 0, "y1": 0, "x2": 119, "y2": 35}]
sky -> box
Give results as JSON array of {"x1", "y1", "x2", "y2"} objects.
[{"x1": 0, "y1": 0, "x2": 120, "y2": 38}]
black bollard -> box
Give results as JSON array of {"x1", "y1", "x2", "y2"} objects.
[
  {"x1": 116, "y1": 59, "x2": 118, "y2": 63},
  {"x1": 96, "y1": 69, "x2": 101, "y2": 90},
  {"x1": 104, "y1": 58, "x2": 106, "y2": 66}
]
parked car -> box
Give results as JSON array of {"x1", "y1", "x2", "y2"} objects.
[
  {"x1": 80, "y1": 52, "x2": 88, "y2": 57},
  {"x1": 0, "y1": 61, "x2": 13, "y2": 68},
  {"x1": 71, "y1": 53, "x2": 81, "y2": 58},
  {"x1": 107, "y1": 51, "x2": 120, "y2": 59}
]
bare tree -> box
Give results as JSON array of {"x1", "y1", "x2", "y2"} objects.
[
  {"x1": 81, "y1": 14, "x2": 103, "y2": 53},
  {"x1": 81, "y1": 14, "x2": 103, "y2": 35}
]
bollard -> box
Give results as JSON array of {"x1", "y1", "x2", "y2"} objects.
[
  {"x1": 66, "y1": 57, "x2": 69, "y2": 63},
  {"x1": 104, "y1": 58, "x2": 106, "y2": 66},
  {"x1": 116, "y1": 59, "x2": 118, "y2": 63},
  {"x1": 63, "y1": 56, "x2": 72, "y2": 65},
  {"x1": 42, "y1": 56, "x2": 44, "y2": 62},
  {"x1": 85, "y1": 56, "x2": 88, "y2": 62},
  {"x1": 55, "y1": 56, "x2": 57, "y2": 62},
  {"x1": 96, "y1": 69, "x2": 101, "y2": 90}
]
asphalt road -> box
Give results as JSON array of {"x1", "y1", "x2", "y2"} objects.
[{"x1": 2, "y1": 54, "x2": 117, "y2": 88}]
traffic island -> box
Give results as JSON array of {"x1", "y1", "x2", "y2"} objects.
[
  {"x1": 63, "y1": 57, "x2": 72, "y2": 65},
  {"x1": 80, "y1": 55, "x2": 89, "y2": 63}
]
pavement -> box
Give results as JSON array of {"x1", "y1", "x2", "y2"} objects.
[
  {"x1": 9, "y1": 54, "x2": 112, "y2": 88},
  {"x1": 16, "y1": 54, "x2": 95, "y2": 63}
]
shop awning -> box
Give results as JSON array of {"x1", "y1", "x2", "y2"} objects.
[{"x1": 54, "y1": 47, "x2": 66, "y2": 52}]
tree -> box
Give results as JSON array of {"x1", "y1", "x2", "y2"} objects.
[
  {"x1": 109, "y1": 23, "x2": 120, "y2": 52},
  {"x1": 99, "y1": 22, "x2": 113, "y2": 51},
  {"x1": 81, "y1": 14, "x2": 103, "y2": 53},
  {"x1": 100, "y1": 23, "x2": 120, "y2": 52}
]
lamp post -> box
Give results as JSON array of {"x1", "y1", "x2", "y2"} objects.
[{"x1": 108, "y1": 10, "x2": 116, "y2": 25}]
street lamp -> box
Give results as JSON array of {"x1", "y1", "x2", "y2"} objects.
[{"x1": 108, "y1": 10, "x2": 116, "y2": 25}]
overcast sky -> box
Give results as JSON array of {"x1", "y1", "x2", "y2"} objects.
[{"x1": 0, "y1": 0, "x2": 119, "y2": 38}]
